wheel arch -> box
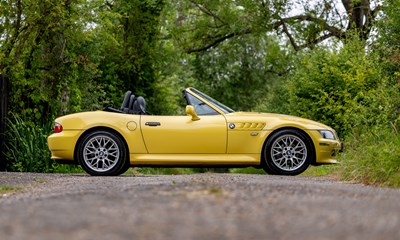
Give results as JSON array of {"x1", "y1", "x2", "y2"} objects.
[
  {"x1": 261, "y1": 127, "x2": 317, "y2": 166},
  {"x1": 74, "y1": 126, "x2": 130, "y2": 163}
]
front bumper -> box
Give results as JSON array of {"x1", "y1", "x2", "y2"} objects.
[{"x1": 308, "y1": 130, "x2": 343, "y2": 164}]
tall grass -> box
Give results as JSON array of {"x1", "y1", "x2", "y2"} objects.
[
  {"x1": 339, "y1": 128, "x2": 400, "y2": 187},
  {"x1": 301, "y1": 165, "x2": 338, "y2": 177},
  {"x1": 5, "y1": 115, "x2": 83, "y2": 173},
  {"x1": 5, "y1": 116, "x2": 53, "y2": 172}
]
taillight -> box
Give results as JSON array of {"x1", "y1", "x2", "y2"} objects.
[{"x1": 54, "y1": 122, "x2": 63, "y2": 133}]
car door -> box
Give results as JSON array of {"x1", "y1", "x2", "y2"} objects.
[{"x1": 140, "y1": 114, "x2": 227, "y2": 154}]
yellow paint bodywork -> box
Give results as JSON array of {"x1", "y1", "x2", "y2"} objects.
[
  {"x1": 47, "y1": 112, "x2": 147, "y2": 161},
  {"x1": 48, "y1": 88, "x2": 342, "y2": 167},
  {"x1": 140, "y1": 115, "x2": 227, "y2": 154}
]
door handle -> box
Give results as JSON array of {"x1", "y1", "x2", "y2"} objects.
[{"x1": 145, "y1": 122, "x2": 161, "y2": 127}]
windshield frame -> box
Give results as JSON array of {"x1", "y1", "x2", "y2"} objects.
[{"x1": 186, "y1": 88, "x2": 235, "y2": 114}]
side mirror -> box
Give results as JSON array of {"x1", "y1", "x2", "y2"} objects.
[{"x1": 185, "y1": 105, "x2": 200, "y2": 121}]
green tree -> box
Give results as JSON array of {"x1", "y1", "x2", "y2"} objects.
[
  {"x1": 0, "y1": 0, "x2": 103, "y2": 122},
  {"x1": 191, "y1": 35, "x2": 291, "y2": 110},
  {"x1": 160, "y1": 1, "x2": 295, "y2": 110},
  {"x1": 375, "y1": 0, "x2": 400, "y2": 82},
  {"x1": 170, "y1": 0, "x2": 382, "y2": 53},
  {"x1": 93, "y1": 0, "x2": 169, "y2": 113}
]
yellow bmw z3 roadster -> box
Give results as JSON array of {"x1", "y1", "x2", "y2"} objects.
[{"x1": 48, "y1": 87, "x2": 342, "y2": 176}]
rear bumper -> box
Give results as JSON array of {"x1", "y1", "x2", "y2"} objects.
[{"x1": 47, "y1": 130, "x2": 83, "y2": 161}]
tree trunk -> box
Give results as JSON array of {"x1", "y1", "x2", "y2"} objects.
[{"x1": 0, "y1": 74, "x2": 9, "y2": 171}]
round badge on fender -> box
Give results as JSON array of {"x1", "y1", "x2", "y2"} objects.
[{"x1": 229, "y1": 123, "x2": 235, "y2": 129}]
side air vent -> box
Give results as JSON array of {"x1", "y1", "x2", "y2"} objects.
[{"x1": 229, "y1": 122, "x2": 265, "y2": 131}]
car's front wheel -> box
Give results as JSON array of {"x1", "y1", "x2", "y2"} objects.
[
  {"x1": 77, "y1": 130, "x2": 129, "y2": 176},
  {"x1": 263, "y1": 129, "x2": 312, "y2": 175}
]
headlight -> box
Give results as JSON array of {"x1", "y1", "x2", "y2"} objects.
[{"x1": 318, "y1": 130, "x2": 335, "y2": 140}]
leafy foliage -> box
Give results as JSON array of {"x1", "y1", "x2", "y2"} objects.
[
  {"x1": 94, "y1": 0, "x2": 167, "y2": 110},
  {"x1": 0, "y1": 0, "x2": 105, "y2": 122},
  {"x1": 334, "y1": 0, "x2": 400, "y2": 188},
  {"x1": 191, "y1": 35, "x2": 291, "y2": 111},
  {"x1": 263, "y1": 40, "x2": 399, "y2": 138},
  {"x1": 169, "y1": 0, "x2": 381, "y2": 53}
]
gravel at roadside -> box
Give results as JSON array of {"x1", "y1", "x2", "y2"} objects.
[{"x1": 0, "y1": 172, "x2": 399, "y2": 240}]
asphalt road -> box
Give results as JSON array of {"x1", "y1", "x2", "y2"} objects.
[{"x1": 0, "y1": 172, "x2": 399, "y2": 240}]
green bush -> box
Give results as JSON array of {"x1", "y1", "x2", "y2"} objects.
[
  {"x1": 287, "y1": 46, "x2": 394, "y2": 136},
  {"x1": 258, "y1": 39, "x2": 400, "y2": 187},
  {"x1": 262, "y1": 40, "x2": 399, "y2": 139}
]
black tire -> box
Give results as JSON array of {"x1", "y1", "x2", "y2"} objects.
[
  {"x1": 117, "y1": 161, "x2": 131, "y2": 176},
  {"x1": 77, "y1": 130, "x2": 129, "y2": 176},
  {"x1": 260, "y1": 161, "x2": 276, "y2": 175},
  {"x1": 262, "y1": 129, "x2": 312, "y2": 175}
]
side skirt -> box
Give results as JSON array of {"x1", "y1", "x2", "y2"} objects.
[{"x1": 130, "y1": 153, "x2": 261, "y2": 166}]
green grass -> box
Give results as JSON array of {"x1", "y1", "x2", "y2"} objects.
[
  {"x1": 207, "y1": 187, "x2": 225, "y2": 197},
  {"x1": 301, "y1": 165, "x2": 338, "y2": 177},
  {"x1": 229, "y1": 167, "x2": 266, "y2": 174},
  {"x1": 338, "y1": 128, "x2": 400, "y2": 188},
  {"x1": 230, "y1": 166, "x2": 338, "y2": 177},
  {"x1": 0, "y1": 186, "x2": 21, "y2": 195},
  {"x1": 52, "y1": 165, "x2": 85, "y2": 174}
]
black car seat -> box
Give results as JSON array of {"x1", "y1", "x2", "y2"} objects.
[
  {"x1": 120, "y1": 91, "x2": 132, "y2": 113},
  {"x1": 127, "y1": 94, "x2": 135, "y2": 113},
  {"x1": 133, "y1": 96, "x2": 146, "y2": 114}
]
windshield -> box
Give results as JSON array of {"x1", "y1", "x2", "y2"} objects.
[{"x1": 189, "y1": 88, "x2": 235, "y2": 114}]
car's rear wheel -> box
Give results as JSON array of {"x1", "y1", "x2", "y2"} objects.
[
  {"x1": 263, "y1": 129, "x2": 312, "y2": 175},
  {"x1": 77, "y1": 130, "x2": 129, "y2": 176}
]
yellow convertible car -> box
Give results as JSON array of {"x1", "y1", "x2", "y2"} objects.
[{"x1": 48, "y1": 87, "x2": 342, "y2": 176}]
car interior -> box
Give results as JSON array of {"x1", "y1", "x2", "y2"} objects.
[
  {"x1": 104, "y1": 89, "x2": 219, "y2": 116},
  {"x1": 104, "y1": 91, "x2": 147, "y2": 114}
]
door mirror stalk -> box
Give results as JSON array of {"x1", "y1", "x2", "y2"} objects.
[{"x1": 186, "y1": 105, "x2": 200, "y2": 121}]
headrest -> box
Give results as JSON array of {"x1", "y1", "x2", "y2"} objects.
[{"x1": 133, "y1": 96, "x2": 146, "y2": 114}]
